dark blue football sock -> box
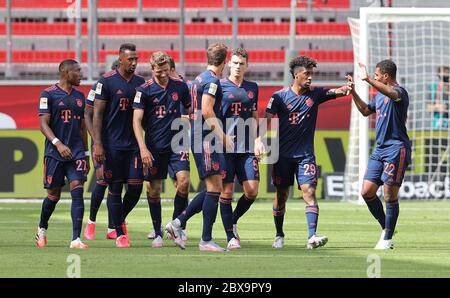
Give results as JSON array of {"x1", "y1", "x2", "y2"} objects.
[
  {"x1": 201, "y1": 192, "x2": 220, "y2": 241},
  {"x1": 219, "y1": 197, "x2": 234, "y2": 241},
  {"x1": 232, "y1": 194, "x2": 255, "y2": 224},
  {"x1": 365, "y1": 195, "x2": 386, "y2": 230},
  {"x1": 89, "y1": 180, "x2": 107, "y2": 222},
  {"x1": 305, "y1": 204, "x2": 319, "y2": 239},
  {"x1": 39, "y1": 195, "x2": 59, "y2": 229},
  {"x1": 178, "y1": 190, "x2": 205, "y2": 229},
  {"x1": 147, "y1": 195, "x2": 162, "y2": 237},
  {"x1": 70, "y1": 186, "x2": 84, "y2": 240},
  {"x1": 385, "y1": 201, "x2": 399, "y2": 240},
  {"x1": 273, "y1": 207, "x2": 285, "y2": 237}
]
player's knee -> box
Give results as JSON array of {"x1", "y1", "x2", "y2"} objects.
[
  {"x1": 244, "y1": 187, "x2": 258, "y2": 199},
  {"x1": 361, "y1": 189, "x2": 376, "y2": 200},
  {"x1": 221, "y1": 189, "x2": 233, "y2": 199},
  {"x1": 177, "y1": 178, "x2": 190, "y2": 194}
]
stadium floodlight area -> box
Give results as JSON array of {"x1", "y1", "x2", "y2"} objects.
[{"x1": 346, "y1": 7, "x2": 450, "y2": 201}]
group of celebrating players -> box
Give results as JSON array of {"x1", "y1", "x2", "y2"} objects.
[{"x1": 35, "y1": 42, "x2": 410, "y2": 252}]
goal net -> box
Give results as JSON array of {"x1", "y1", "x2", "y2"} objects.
[{"x1": 345, "y1": 8, "x2": 450, "y2": 201}]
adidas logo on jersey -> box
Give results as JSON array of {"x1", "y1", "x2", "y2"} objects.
[
  {"x1": 116, "y1": 89, "x2": 123, "y2": 95},
  {"x1": 58, "y1": 101, "x2": 65, "y2": 106}
]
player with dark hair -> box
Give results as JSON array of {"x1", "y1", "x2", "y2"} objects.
[
  {"x1": 166, "y1": 43, "x2": 234, "y2": 252},
  {"x1": 133, "y1": 51, "x2": 191, "y2": 248},
  {"x1": 83, "y1": 59, "x2": 120, "y2": 241},
  {"x1": 266, "y1": 56, "x2": 352, "y2": 249},
  {"x1": 349, "y1": 59, "x2": 411, "y2": 249},
  {"x1": 92, "y1": 43, "x2": 145, "y2": 248},
  {"x1": 219, "y1": 47, "x2": 264, "y2": 249},
  {"x1": 147, "y1": 56, "x2": 191, "y2": 242},
  {"x1": 36, "y1": 59, "x2": 89, "y2": 249}
]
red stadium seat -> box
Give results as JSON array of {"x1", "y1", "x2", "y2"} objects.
[
  {"x1": 0, "y1": 22, "x2": 350, "y2": 36},
  {"x1": 0, "y1": 0, "x2": 349, "y2": 9},
  {"x1": 0, "y1": 50, "x2": 353, "y2": 64}
]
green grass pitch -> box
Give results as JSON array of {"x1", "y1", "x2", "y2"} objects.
[{"x1": 1, "y1": 200, "x2": 449, "y2": 278}]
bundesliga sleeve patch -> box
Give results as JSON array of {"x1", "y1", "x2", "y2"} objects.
[
  {"x1": 95, "y1": 83, "x2": 103, "y2": 95},
  {"x1": 87, "y1": 90, "x2": 95, "y2": 102},
  {"x1": 208, "y1": 83, "x2": 218, "y2": 96},
  {"x1": 39, "y1": 97, "x2": 48, "y2": 109},
  {"x1": 267, "y1": 97, "x2": 274, "y2": 109},
  {"x1": 134, "y1": 91, "x2": 142, "y2": 103}
]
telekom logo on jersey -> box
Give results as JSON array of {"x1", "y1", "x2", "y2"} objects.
[
  {"x1": 119, "y1": 98, "x2": 129, "y2": 111},
  {"x1": 60, "y1": 110, "x2": 81, "y2": 123}
]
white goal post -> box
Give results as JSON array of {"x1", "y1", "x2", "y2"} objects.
[{"x1": 346, "y1": 7, "x2": 450, "y2": 202}]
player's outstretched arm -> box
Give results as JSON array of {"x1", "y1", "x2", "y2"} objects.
[
  {"x1": 358, "y1": 63, "x2": 401, "y2": 101},
  {"x1": 39, "y1": 114, "x2": 72, "y2": 160},
  {"x1": 327, "y1": 76, "x2": 354, "y2": 98},
  {"x1": 347, "y1": 75, "x2": 373, "y2": 117}
]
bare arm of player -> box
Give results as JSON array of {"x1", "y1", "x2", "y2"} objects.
[
  {"x1": 358, "y1": 63, "x2": 401, "y2": 101},
  {"x1": 84, "y1": 105, "x2": 95, "y2": 139},
  {"x1": 202, "y1": 93, "x2": 235, "y2": 152},
  {"x1": 347, "y1": 74, "x2": 374, "y2": 117},
  {"x1": 252, "y1": 110, "x2": 265, "y2": 160},
  {"x1": 93, "y1": 99, "x2": 106, "y2": 164},
  {"x1": 80, "y1": 119, "x2": 90, "y2": 175},
  {"x1": 39, "y1": 114, "x2": 72, "y2": 160},
  {"x1": 132, "y1": 108, "x2": 154, "y2": 168},
  {"x1": 324, "y1": 76, "x2": 354, "y2": 99}
]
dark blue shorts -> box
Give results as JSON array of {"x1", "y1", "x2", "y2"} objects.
[
  {"x1": 103, "y1": 149, "x2": 143, "y2": 184},
  {"x1": 192, "y1": 141, "x2": 226, "y2": 180},
  {"x1": 272, "y1": 156, "x2": 318, "y2": 188},
  {"x1": 168, "y1": 150, "x2": 190, "y2": 180},
  {"x1": 223, "y1": 153, "x2": 260, "y2": 184},
  {"x1": 364, "y1": 147, "x2": 410, "y2": 187},
  {"x1": 144, "y1": 151, "x2": 190, "y2": 181},
  {"x1": 43, "y1": 156, "x2": 88, "y2": 189}
]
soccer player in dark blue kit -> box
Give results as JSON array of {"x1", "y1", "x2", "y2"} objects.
[
  {"x1": 93, "y1": 44, "x2": 145, "y2": 248},
  {"x1": 166, "y1": 43, "x2": 234, "y2": 252},
  {"x1": 132, "y1": 51, "x2": 191, "y2": 248},
  {"x1": 266, "y1": 56, "x2": 352, "y2": 249},
  {"x1": 219, "y1": 48, "x2": 265, "y2": 250},
  {"x1": 349, "y1": 60, "x2": 410, "y2": 249},
  {"x1": 36, "y1": 59, "x2": 90, "y2": 249},
  {"x1": 147, "y1": 56, "x2": 192, "y2": 242},
  {"x1": 84, "y1": 60, "x2": 118, "y2": 241}
]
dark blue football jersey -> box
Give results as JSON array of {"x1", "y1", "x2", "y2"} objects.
[
  {"x1": 220, "y1": 78, "x2": 258, "y2": 153},
  {"x1": 367, "y1": 85, "x2": 411, "y2": 150},
  {"x1": 94, "y1": 70, "x2": 145, "y2": 151},
  {"x1": 191, "y1": 70, "x2": 223, "y2": 148},
  {"x1": 38, "y1": 84, "x2": 86, "y2": 161},
  {"x1": 133, "y1": 77, "x2": 191, "y2": 153},
  {"x1": 266, "y1": 87, "x2": 333, "y2": 158}
]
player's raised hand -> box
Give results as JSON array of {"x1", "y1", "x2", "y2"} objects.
[
  {"x1": 345, "y1": 75, "x2": 355, "y2": 94},
  {"x1": 56, "y1": 142, "x2": 72, "y2": 160},
  {"x1": 358, "y1": 63, "x2": 369, "y2": 81},
  {"x1": 93, "y1": 143, "x2": 105, "y2": 164},
  {"x1": 140, "y1": 147, "x2": 154, "y2": 168}
]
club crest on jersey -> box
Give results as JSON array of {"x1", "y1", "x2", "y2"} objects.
[
  {"x1": 247, "y1": 91, "x2": 254, "y2": 99},
  {"x1": 213, "y1": 162, "x2": 220, "y2": 171},
  {"x1": 384, "y1": 97, "x2": 389, "y2": 105},
  {"x1": 76, "y1": 99, "x2": 83, "y2": 107},
  {"x1": 171, "y1": 92, "x2": 179, "y2": 101},
  {"x1": 306, "y1": 98, "x2": 314, "y2": 107}
]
